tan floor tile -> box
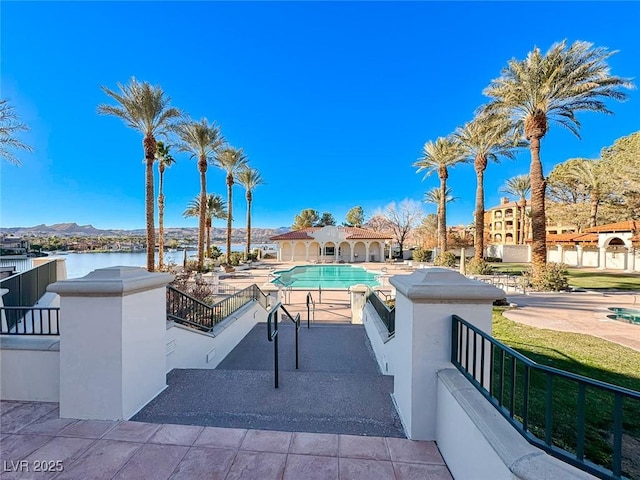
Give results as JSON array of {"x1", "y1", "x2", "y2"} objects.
[
  {"x1": 102, "y1": 421, "x2": 161, "y2": 443},
  {"x1": 240, "y1": 429, "x2": 291, "y2": 453},
  {"x1": 225, "y1": 451, "x2": 287, "y2": 480},
  {"x1": 57, "y1": 420, "x2": 117, "y2": 439},
  {"x1": 283, "y1": 453, "x2": 339, "y2": 480},
  {"x1": 339, "y1": 457, "x2": 395, "y2": 480},
  {"x1": 289, "y1": 432, "x2": 339, "y2": 456},
  {"x1": 386, "y1": 438, "x2": 445, "y2": 464},
  {"x1": 339, "y1": 434, "x2": 390, "y2": 460},
  {"x1": 193, "y1": 426, "x2": 246, "y2": 449},
  {"x1": 113, "y1": 443, "x2": 189, "y2": 480},
  {"x1": 52, "y1": 439, "x2": 141, "y2": 480},
  {"x1": 394, "y1": 462, "x2": 453, "y2": 480},
  {"x1": 148, "y1": 424, "x2": 204, "y2": 446},
  {"x1": 169, "y1": 446, "x2": 236, "y2": 480}
]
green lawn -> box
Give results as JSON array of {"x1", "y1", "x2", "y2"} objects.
[
  {"x1": 489, "y1": 262, "x2": 640, "y2": 290},
  {"x1": 491, "y1": 309, "x2": 640, "y2": 478}
]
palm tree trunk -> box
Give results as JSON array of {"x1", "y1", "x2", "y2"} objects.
[
  {"x1": 590, "y1": 197, "x2": 599, "y2": 228},
  {"x1": 206, "y1": 218, "x2": 211, "y2": 257},
  {"x1": 245, "y1": 191, "x2": 252, "y2": 260},
  {"x1": 226, "y1": 175, "x2": 233, "y2": 265},
  {"x1": 158, "y1": 166, "x2": 165, "y2": 270},
  {"x1": 198, "y1": 157, "x2": 207, "y2": 271},
  {"x1": 474, "y1": 156, "x2": 487, "y2": 261},
  {"x1": 529, "y1": 136, "x2": 547, "y2": 277},
  {"x1": 143, "y1": 135, "x2": 156, "y2": 272},
  {"x1": 439, "y1": 175, "x2": 448, "y2": 253}
]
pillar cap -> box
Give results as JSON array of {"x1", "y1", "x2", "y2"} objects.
[
  {"x1": 390, "y1": 268, "x2": 504, "y2": 303},
  {"x1": 349, "y1": 284, "x2": 368, "y2": 294},
  {"x1": 47, "y1": 266, "x2": 174, "y2": 297}
]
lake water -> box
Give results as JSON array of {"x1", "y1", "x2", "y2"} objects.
[{"x1": 46, "y1": 244, "x2": 276, "y2": 279}]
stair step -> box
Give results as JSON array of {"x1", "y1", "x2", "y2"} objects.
[{"x1": 132, "y1": 368, "x2": 404, "y2": 437}]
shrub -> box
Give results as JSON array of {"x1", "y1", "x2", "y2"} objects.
[
  {"x1": 229, "y1": 251, "x2": 244, "y2": 266},
  {"x1": 434, "y1": 252, "x2": 456, "y2": 267},
  {"x1": 466, "y1": 258, "x2": 493, "y2": 275},
  {"x1": 485, "y1": 257, "x2": 502, "y2": 263},
  {"x1": 412, "y1": 247, "x2": 431, "y2": 262},
  {"x1": 208, "y1": 245, "x2": 223, "y2": 260},
  {"x1": 530, "y1": 262, "x2": 569, "y2": 291}
]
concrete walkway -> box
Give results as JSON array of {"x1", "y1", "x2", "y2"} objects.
[
  {"x1": 0, "y1": 400, "x2": 451, "y2": 480},
  {"x1": 504, "y1": 291, "x2": 640, "y2": 351}
]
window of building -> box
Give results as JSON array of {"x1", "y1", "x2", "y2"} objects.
[{"x1": 325, "y1": 246, "x2": 335, "y2": 256}]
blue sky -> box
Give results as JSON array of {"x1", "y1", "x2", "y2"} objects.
[{"x1": 2, "y1": 1, "x2": 639, "y2": 231}]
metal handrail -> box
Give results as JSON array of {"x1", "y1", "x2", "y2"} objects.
[
  {"x1": 451, "y1": 314, "x2": 640, "y2": 480},
  {"x1": 266, "y1": 301, "x2": 300, "y2": 388},
  {"x1": 0, "y1": 306, "x2": 60, "y2": 335},
  {"x1": 365, "y1": 286, "x2": 395, "y2": 336},
  {"x1": 166, "y1": 283, "x2": 262, "y2": 332},
  {"x1": 306, "y1": 292, "x2": 315, "y2": 328}
]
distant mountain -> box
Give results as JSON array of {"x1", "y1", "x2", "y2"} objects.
[{"x1": 0, "y1": 223, "x2": 290, "y2": 243}]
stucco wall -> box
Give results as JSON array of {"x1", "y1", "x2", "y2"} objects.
[
  {"x1": 0, "y1": 337, "x2": 59, "y2": 402},
  {"x1": 166, "y1": 302, "x2": 265, "y2": 371}
]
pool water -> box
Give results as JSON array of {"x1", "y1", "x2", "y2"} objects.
[
  {"x1": 607, "y1": 307, "x2": 640, "y2": 325},
  {"x1": 271, "y1": 265, "x2": 380, "y2": 288}
]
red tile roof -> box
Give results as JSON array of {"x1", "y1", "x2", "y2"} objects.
[
  {"x1": 585, "y1": 221, "x2": 639, "y2": 233},
  {"x1": 269, "y1": 226, "x2": 392, "y2": 241},
  {"x1": 546, "y1": 232, "x2": 599, "y2": 244}
]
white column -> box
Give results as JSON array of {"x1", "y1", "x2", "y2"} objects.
[
  {"x1": 305, "y1": 243, "x2": 310, "y2": 262},
  {"x1": 598, "y1": 247, "x2": 607, "y2": 270},
  {"x1": 350, "y1": 242, "x2": 355, "y2": 263},
  {"x1": 626, "y1": 247, "x2": 634, "y2": 272},
  {"x1": 576, "y1": 245, "x2": 583, "y2": 267},
  {"x1": 557, "y1": 244, "x2": 564, "y2": 264},
  {"x1": 349, "y1": 284, "x2": 367, "y2": 324},
  {"x1": 365, "y1": 243, "x2": 370, "y2": 263},
  {"x1": 389, "y1": 268, "x2": 503, "y2": 440},
  {"x1": 48, "y1": 267, "x2": 173, "y2": 421},
  {"x1": 290, "y1": 241, "x2": 295, "y2": 262}
]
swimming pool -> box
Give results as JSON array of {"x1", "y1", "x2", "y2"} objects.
[
  {"x1": 271, "y1": 265, "x2": 380, "y2": 288},
  {"x1": 607, "y1": 307, "x2": 640, "y2": 325}
]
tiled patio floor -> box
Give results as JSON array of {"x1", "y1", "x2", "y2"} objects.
[{"x1": 0, "y1": 401, "x2": 452, "y2": 480}]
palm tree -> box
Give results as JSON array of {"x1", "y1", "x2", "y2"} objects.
[
  {"x1": 155, "y1": 141, "x2": 175, "y2": 270},
  {"x1": 414, "y1": 137, "x2": 467, "y2": 253},
  {"x1": 454, "y1": 112, "x2": 521, "y2": 260},
  {"x1": 0, "y1": 99, "x2": 34, "y2": 166},
  {"x1": 484, "y1": 40, "x2": 632, "y2": 277},
  {"x1": 183, "y1": 194, "x2": 227, "y2": 257},
  {"x1": 424, "y1": 187, "x2": 457, "y2": 249},
  {"x1": 97, "y1": 78, "x2": 181, "y2": 271},
  {"x1": 215, "y1": 147, "x2": 249, "y2": 264},
  {"x1": 562, "y1": 159, "x2": 608, "y2": 228},
  {"x1": 236, "y1": 168, "x2": 265, "y2": 260},
  {"x1": 174, "y1": 118, "x2": 225, "y2": 271},
  {"x1": 501, "y1": 174, "x2": 531, "y2": 245}
]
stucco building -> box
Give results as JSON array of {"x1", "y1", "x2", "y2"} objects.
[{"x1": 270, "y1": 226, "x2": 392, "y2": 263}]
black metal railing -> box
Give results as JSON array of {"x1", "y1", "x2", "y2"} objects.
[
  {"x1": 451, "y1": 314, "x2": 640, "y2": 480},
  {"x1": 306, "y1": 292, "x2": 315, "y2": 328},
  {"x1": 0, "y1": 306, "x2": 60, "y2": 335},
  {"x1": 266, "y1": 301, "x2": 300, "y2": 388},
  {"x1": 166, "y1": 284, "x2": 262, "y2": 332},
  {"x1": 365, "y1": 286, "x2": 395, "y2": 336},
  {"x1": 0, "y1": 260, "x2": 57, "y2": 308}
]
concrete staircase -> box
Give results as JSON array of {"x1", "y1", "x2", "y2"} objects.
[{"x1": 133, "y1": 322, "x2": 404, "y2": 438}]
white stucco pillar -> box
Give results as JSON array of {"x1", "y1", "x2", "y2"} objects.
[
  {"x1": 557, "y1": 244, "x2": 564, "y2": 264},
  {"x1": 349, "y1": 284, "x2": 368, "y2": 324},
  {"x1": 48, "y1": 266, "x2": 173, "y2": 421},
  {"x1": 365, "y1": 243, "x2": 370, "y2": 263},
  {"x1": 626, "y1": 247, "x2": 634, "y2": 272},
  {"x1": 350, "y1": 242, "x2": 355, "y2": 263},
  {"x1": 598, "y1": 247, "x2": 607, "y2": 270},
  {"x1": 305, "y1": 243, "x2": 310, "y2": 262},
  {"x1": 576, "y1": 245, "x2": 583, "y2": 268},
  {"x1": 389, "y1": 268, "x2": 503, "y2": 441}
]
